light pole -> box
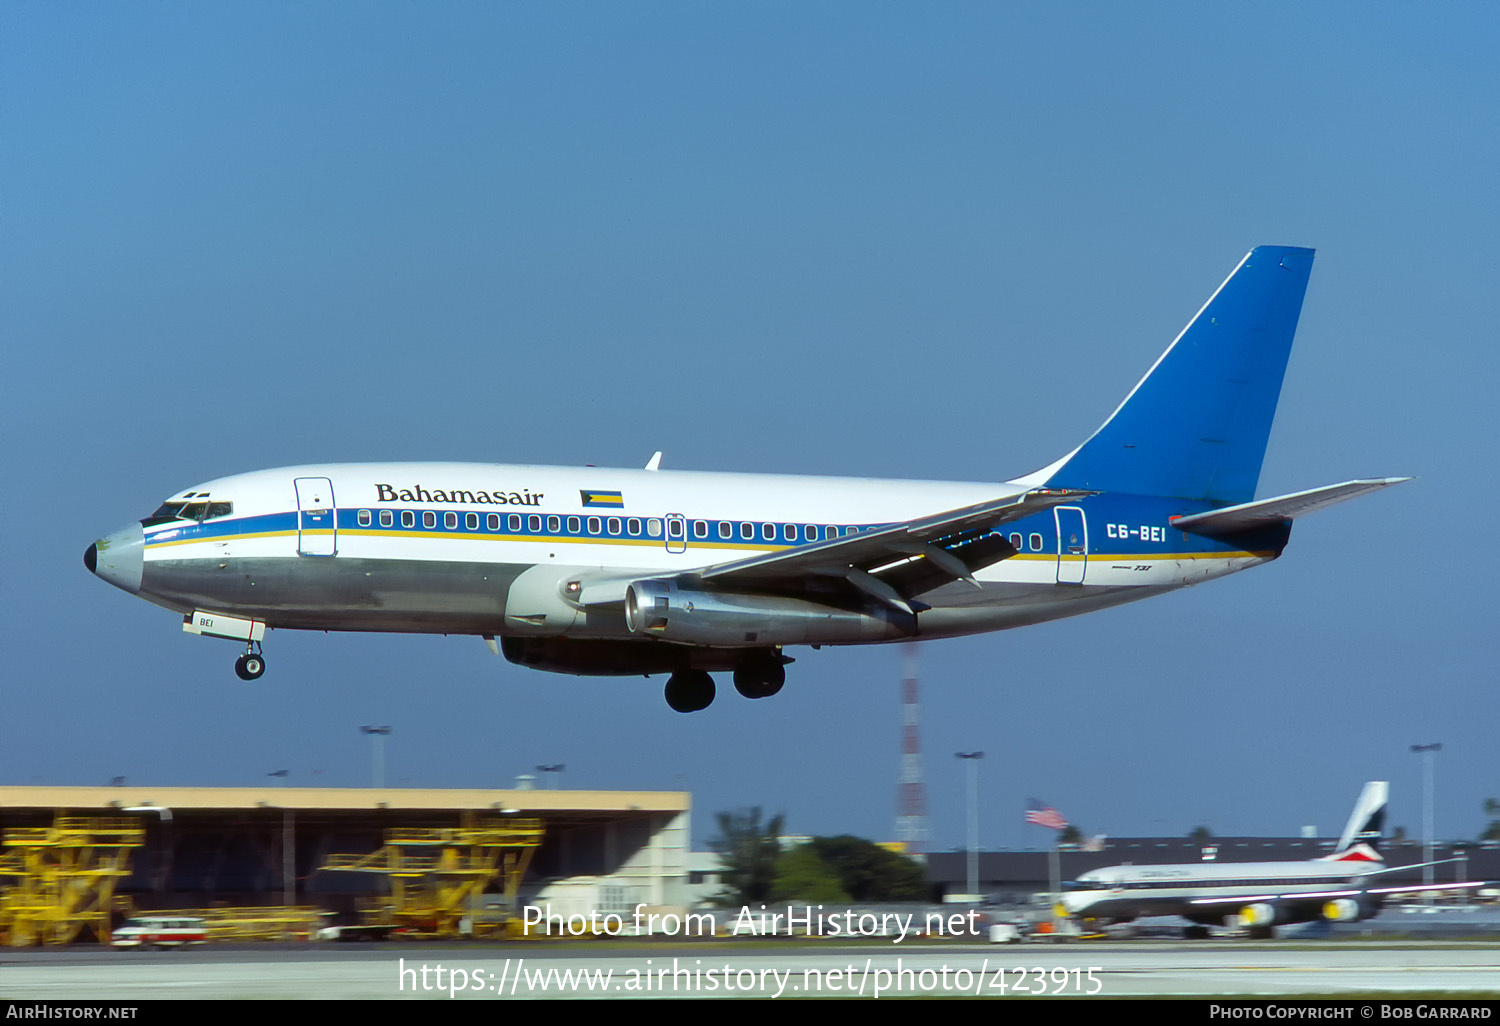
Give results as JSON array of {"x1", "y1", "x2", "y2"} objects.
[
  {"x1": 362, "y1": 726, "x2": 392, "y2": 788},
  {"x1": 1411, "y1": 743, "x2": 1441, "y2": 902},
  {"x1": 955, "y1": 752, "x2": 983, "y2": 900}
]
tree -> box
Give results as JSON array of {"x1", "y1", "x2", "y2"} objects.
[
  {"x1": 771, "y1": 844, "x2": 850, "y2": 903},
  {"x1": 1188, "y1": 825, "x2": 1214, "y2": 844},
  {"x1": 708, "y1": 807, "x2": 784, "y2": 906},
  {"x1": 1482, "y1": 798, "x2": 1500, "y2": 842},
  {"x1": 1058, "y1": 824, "x2": 1083, "y2": 845},
  {"x1": 807, "y1": 835, "x2": 928, "y2": 901}
]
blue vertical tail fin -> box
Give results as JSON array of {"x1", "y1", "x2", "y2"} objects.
[{"x1": 1039, "y1": 246, "x2": 1314, "y2": 504}]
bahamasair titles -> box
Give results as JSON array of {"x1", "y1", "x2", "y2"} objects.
[
  {"x1": 1058, "y1": 783, "x2": 1487, "y2": 938},
  {"x1": 86, "y1": 246, "x2": 1406, "y2": 712}
]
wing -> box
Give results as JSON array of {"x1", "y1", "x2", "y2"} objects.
[{"x1": 695, "y1": 488, "x2": 1091, "y2": 613}]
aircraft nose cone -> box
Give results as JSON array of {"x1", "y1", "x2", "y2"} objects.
[{"x1": 87, "y1": 523, "x2": 145, "y2": 594}]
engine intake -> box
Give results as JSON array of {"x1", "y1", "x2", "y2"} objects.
[
  {"x1": 1238, "y1": 902, "x2": 1277, "y2": 927},
  {"x1": 1321, "y1": 898, "x2": 1369, "y2": 922}
]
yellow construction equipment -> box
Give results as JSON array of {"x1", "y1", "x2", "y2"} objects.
[
  {"x1": 321, "y1": 815, "x2": 543, "y2": 937},
  {"x1": 0, "y1": 816, "x2": 144, "y2": 946}
]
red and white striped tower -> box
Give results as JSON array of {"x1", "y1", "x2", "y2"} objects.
[{"x1": 895, "y1": 644, "x2": 929, "y2": 855}]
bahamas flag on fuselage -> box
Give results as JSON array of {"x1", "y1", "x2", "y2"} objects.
[{"x1": 580, "y1": 489, "x2": 625, "y2": 508}]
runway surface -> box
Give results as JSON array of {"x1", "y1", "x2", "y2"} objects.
[{"x1": 2, "y1": 942, "x2": 1498, "y2": 999}]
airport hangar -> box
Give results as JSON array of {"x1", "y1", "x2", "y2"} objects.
[{"x1": 0, "y1": 785, "x2": 690, "y2": 926}]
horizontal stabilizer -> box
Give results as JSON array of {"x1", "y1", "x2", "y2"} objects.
[{"x1": 1171, "y1": 479, "x2": 1410, "y2": 537}]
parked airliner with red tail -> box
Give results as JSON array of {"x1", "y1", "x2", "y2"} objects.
[
  {"x1": 1059, "y1": 783, "x2": 1488, "y2": 938},
  {"x1": 86, "y1": 247, "x2": 1406, "y2": 711}
]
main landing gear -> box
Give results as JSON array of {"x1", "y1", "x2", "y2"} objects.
[
  {"x1": 234, "y1": 643, "x2": 266, "y2": 681},
  {"x1": 664, "y1": 651, "x2": 791, "y2": 712},
  {"x1": 733, "y1": 654, "x2": 785, "y2": 699},
  {"x1": 663, "y1": 670, "x2": 714, "y2": 713}
]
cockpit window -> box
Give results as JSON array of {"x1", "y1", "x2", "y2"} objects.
[{"x1": 143, "y1": 500, "x2": 233, "y2": 526}]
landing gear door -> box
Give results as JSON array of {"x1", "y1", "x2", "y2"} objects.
[
  {"x1": 1054, "y1": 506, "x2": 1087, "y2": 585},
  {"x1": 665, "y1": 513, "x2": 687, "y2": 554},
  {"x1": 294, "y1": 477, "x2": 337, "y2": 556}
]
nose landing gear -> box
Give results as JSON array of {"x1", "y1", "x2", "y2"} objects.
[{"x1": 234, "y1": 643, "x2": 266, "y2": 681}]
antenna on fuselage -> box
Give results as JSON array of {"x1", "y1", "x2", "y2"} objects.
[{"x1": 644, "y1": 452, "x2": 663, "y2": 471}]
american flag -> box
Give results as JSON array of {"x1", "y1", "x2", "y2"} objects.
[{"x1": 1025, "y1": 798, "x2": 1069, "y2": 830}]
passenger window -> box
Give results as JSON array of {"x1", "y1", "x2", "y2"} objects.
[
  {"x1": 444, "y1": 512, "x2": 457, "y2": 529},
  {"x1": 646, "y1": 518, "x2": 662, "y2": 538},
  {"x1": 546, "y1": 515, "x2": 560, "y2": 533},
  {"x1": 466, "y1": 512, "x2": 480, "y2": 530},
  {"x1": 587, "y1": 517, "x2": 601, "y2": 534},
  {"x1": 487, "y1": 513, "x2": 500, "y2": 531},
  {"x1": 380, "y1": 510, "x2": 393, "y2": 528},
  {"x1": 357, "y1": 510, "x2": 372, "y2": 527},
  {"x1": 693, "y1": 520, "x2": 708, "y2": 539},
  {"x1": 423, "y1": 511, "x2": 437, "y2": 529},
  {"x1": 761, "y1": 524, "x2": 775, "y2": 542},
  {"x1": 508, "y1": 514, "x2": 521, "y2": 531},
  {"x1": 719, "y1": 522, "x2": 732, "y2": 540},
  {"x1": 566, "y1": 516, "x2": 580, "y2": 534},
  {"x1": 607, "y1": 517, "x2": 622, "y2": 535},
  {"x1": 739, "y1": 522, "x2": 753, "y2": 541},
  {"x1": 805, "y1": 525, "x2": 818, "y2": 541},
  {"x1": 783, "y1": 524, "x2": 796, "y2": 541},
  {"x1": 528, "y1": 515, "x2": 541, "y2": 533},
  {"x1": 1030, "y1": 533, "x2": 1043, "y2": 551},
  {"x1": 1009, "y1": 532, "x2": 1022, "y2": 550},
  {"x1": 401, "y1": 511, "x2": 414, "y2": 529},
  {"x1": 627, "y1": 518, "x2": 642, "y2": 536}
]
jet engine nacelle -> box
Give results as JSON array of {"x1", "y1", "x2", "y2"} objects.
[
  {"x1": 625, "y1": 578, "x2": 913, "y2": 647},
  {"x1": 1238, "y1": 903, "x2": 1278, "y2": 927},
  {"x1": 1321, "y1": 898, "x2": 1371, "y2": 922}
]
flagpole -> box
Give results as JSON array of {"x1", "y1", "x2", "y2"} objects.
[{"x1": 1050, "y1": 838, "x2": 1061, "y2": 934}]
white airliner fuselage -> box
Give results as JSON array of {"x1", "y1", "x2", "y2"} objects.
[
  {"x1": 85, "y1": 247, "x2": 1406, "y2": 710},
  {"x1": 1058, "y1": 782, "x2": 1485, "y2": 938}
]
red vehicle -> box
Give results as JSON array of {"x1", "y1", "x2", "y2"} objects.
[{"x1": 111, "y1": 915, "x2": 208, "y2": 949}]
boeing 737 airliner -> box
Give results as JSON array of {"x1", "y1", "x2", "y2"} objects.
[
  {"x1": 1058, "y1": 783, "x2": 1486, "y2": 938},
  {"x1": 85, "y1": 246, "x2": 1406, "y2": 711}
]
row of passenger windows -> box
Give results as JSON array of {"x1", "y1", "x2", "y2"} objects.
[
  {"x1": 1102, "y1": 877, "x2": 1356, "y2": 891},
  {"x1": 354, "y1": 509, "x2": 878, "y2": 542},
  {"x1": 351, "y1": 509, "x2": 1053, "y2": 552}
]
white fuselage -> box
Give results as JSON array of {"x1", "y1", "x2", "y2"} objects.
[{"x1": 97, "y1": 461, "x2": 1269, "y2": 650}]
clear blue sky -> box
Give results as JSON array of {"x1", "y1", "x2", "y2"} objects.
[{"x1": 5, "y1": 2, "x2": 1496, "y2": 850}]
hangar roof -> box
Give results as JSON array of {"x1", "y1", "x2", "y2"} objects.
[{"x1": 0, "y1": 785, "x2": 687, "y2": 817}]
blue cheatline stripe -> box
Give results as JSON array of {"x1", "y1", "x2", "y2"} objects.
[{"x1": 1046, "y1": 246, "x2": 1314, "y2": 504}]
